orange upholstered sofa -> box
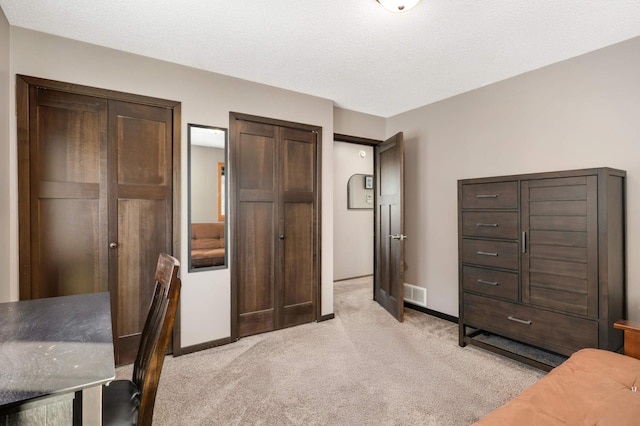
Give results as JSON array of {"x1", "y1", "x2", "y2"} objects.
[
  {"x1": 476, "y1": 321, "x2": 640, "y2": 425},
  {"x1": 191, "y1": 223, "x2": 225, "y2": 267}
]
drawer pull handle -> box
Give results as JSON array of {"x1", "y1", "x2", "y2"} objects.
[
  {"x1": 477, "y1": 251, "x2": 498, "y2": 257},
  {"x1": 508, "y1": 316, "x2": 532, "y2": 325},
  {"x1": 477, "y1": 279, "x2": 499, "y2": 286},
  {"x1": 476, "y1": 194, "x2": 498, "y2": 198},
  {"x1": 477, "y1": 223, "x2": 498, "y2": 227}
]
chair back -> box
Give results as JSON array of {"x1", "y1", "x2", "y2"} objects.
[{"x1": 132, "y1": 253, "x2": 181, "y2": 426}]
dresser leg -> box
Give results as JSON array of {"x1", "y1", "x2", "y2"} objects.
[{"x1": 459, "y1": 323, "x2": 467, "y2": 347}]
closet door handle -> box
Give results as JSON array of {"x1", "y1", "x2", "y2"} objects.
[
  {"x1": 507, "y1": 316, "x2": 532, "y2": 325},
  {"x1": 476, "y1": 223, "x2": 498, "y2": 227},
  {"x1": 477, "y1": 251, "x2": 498, "y2": 257},
  {"x1": 389, "y1": 234, "x2": 408, "y2": 241},
  {"x1": 476, "y1": 194, "x2": 498, "y2": 198}
]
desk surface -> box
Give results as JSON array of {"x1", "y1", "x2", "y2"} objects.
[{"x1": 0, "y1": 292, "x2": 116, "y2": 410}]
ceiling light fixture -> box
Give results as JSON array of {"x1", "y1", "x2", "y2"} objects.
[{"x1": 377, "y1": 0, "x2": 422, "y2": 12}]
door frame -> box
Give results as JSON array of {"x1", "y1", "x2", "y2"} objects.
[
  {"x1": 333, "y1": 134, "x2": 383, "y2": 300},
  {"x1": 15, "y1": 75, "x2": 183, "y2": 354},
  {"x1": 229, "y1": 112, "x2": 323, "y2": 340}
]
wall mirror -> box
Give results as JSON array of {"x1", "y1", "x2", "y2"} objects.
[{"x1": 188, "y1": 124, "x2": 228, "y2": 272}]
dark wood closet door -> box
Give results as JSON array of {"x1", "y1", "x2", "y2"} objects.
[
  {"x1": 27, "y1": 88, "x2": 109, "y2": 299},
  {"x1": 109, "y1": 101, "x2": 174, "y2": 364},
  {"x1": 375, "y1": 133, "x2": 405, "y2": 321},
  {"x1": 235, "y1": 121, "x2": 278, "y2": 337},
  {"x1": 232, "y1": 115, "x2": 319, "y2": 338},
  {"x1": 280, "y1": 127, "x2": 317, "y2": 328},
  {"x1": 18, "y1": 76, "x2": 180, "y2": 366}
]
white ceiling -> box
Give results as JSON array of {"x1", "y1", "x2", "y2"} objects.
[
  {"x1": 190, "y1": 126, "x2": 226, "y2": 149},
  {"x1": 2, "y1": 0, "x2": 640, "y2": 117}
]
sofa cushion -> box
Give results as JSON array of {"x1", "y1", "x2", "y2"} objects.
[
  {"x1": 476, "y1": 348, "x2": 640, "y2": 425},
  {"x1": 191, "y1": 223, "x2": 225, "y2": 267},
  {"x1": 191, "y1": 223, "x2": 224, "y2": 249}
]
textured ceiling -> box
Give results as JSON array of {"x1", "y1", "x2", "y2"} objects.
[{"x1": 2, "y1": 1, "x2": 640, "y2": 117}]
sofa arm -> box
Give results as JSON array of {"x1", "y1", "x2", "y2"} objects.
[{"x1": 614, "y1": 320, "x2": 640, "y2": 360}]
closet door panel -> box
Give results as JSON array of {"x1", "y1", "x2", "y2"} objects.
[
  {"x1": 38, "y1": 113, "x2": 101, "y2": 184},
  {"x1": 282, "y1": 202, "x2": 315, "y2": 327},
  {"x1": 238, "y1": 202, "x2": 276, "y2": 336},
  {"x1": 37, "y1": 199, "x2": 101, "y2": 297},
  {"x1": 29, "y1": 89, "x2": 108, "y2": 299},
  {"x1": 117, "y1": 117, "x2": 167, "y2": 185},
  {"x1": 282, "y1": 128, "x2": 314, "y2": 193},
  {"x1": 235, "y1": 120, "x2": 278, "y2": 337},
  {"x1": 239, "y1": 125, "x2": 276, "y2": 192},
  {"x1": 110, "y1": 100, "x2": 173, "y2": 364},
  {"x1": 117, "y1": 199, "x2": 168, "y2": 336},
  {"x1": 280, "y1": 127, "x2": 316, "y2": 327}
]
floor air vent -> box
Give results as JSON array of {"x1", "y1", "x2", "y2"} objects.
[{"x1": 403, "y1": 283, "x2": 427, "y2": 307}]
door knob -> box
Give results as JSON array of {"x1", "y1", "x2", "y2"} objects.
[
  {"x1": 279, "y1": 235, "x2": 285, "y2": 240},
  {"x1": 109, "y1": 242, "x2": 118, "y2": 249}
]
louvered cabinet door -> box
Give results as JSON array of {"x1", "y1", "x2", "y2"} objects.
[{"x1": 521, "y1": 176, "x2": 599, "y2": 317}]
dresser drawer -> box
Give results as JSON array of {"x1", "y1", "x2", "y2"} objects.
[
  {"x1": 462, "y1": 212, "x2": 518, "y2": 239},
  {"x1": 461, "y1": 182, "x2": 517, "y2": 209},
  {"x1": 462, "y1": 239, "x2": 518, "y2": 270},
  {"x1": 462, "y1": 266, "x2": 518, "y2": 301},
  {"x1": 463, "y1": 293, "x2": 598, "y2": 355}
]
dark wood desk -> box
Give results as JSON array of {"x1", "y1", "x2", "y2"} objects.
[{"x1": 0, "y1": 292, "x2": 115, "y2": 425}]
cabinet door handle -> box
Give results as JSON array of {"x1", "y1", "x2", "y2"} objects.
[
  {"x1": 522, "y1": 231, "x2": 527, "y2": 253},
  {"x1": 476, "y1": 194, "x2": 498, "y2": 198},
  {"x1": 477, "y1": 251, "x2": 498, "y2": 257},
  {"x1": 507, "y1": 316, "x2": 532, "y2": 325},
  {"x1": 476, "y1": 223, "x2": 498, "y2": 227},
  {"x1": 477, "y1": 279, "x2": 498, "y2": 286}
]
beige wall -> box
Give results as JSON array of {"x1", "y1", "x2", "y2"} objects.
[
  {"x1": 0, "y1": 8, "x2": 9, "y2": 302},
  {"x1": 333, "y1": 107, "x2": 385, "y2": 139},
  {"x1": 333, "y1": 142, "x2": 373, "y2": 281},
  {"x1": 7, "y1": 27, "x2": 335, "y2": 347},
  {"x1": 388, "y1": 36, "x2": 640, "y2": 322}
]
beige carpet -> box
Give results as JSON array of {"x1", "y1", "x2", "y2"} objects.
[{"x1": 116, "y1": 276, "x2": 545, "y2": 425}]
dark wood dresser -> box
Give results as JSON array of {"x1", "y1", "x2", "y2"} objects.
[{"x1": 458, "y1": 168, "x2": 626, "y2": 368}]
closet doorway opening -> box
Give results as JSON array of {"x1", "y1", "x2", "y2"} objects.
[{"x1": 333, "y1": 137, "x2": 375, "y2": 287}]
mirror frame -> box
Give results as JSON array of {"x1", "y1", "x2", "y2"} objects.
[{"x1": 187, "y1": 123, "x2": 228, "y2": 272}]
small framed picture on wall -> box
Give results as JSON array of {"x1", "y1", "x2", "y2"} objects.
[{"x1": 364, "y1": 175, "x2": 374, "y2": 189}]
